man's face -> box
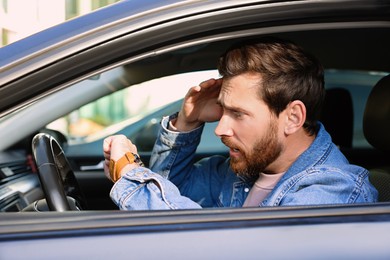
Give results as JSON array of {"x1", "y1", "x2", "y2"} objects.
[{"x1": 215, "y1": 73, "x2": 283, "y2": 179}]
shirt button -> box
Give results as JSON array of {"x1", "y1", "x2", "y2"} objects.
[{"x1": 244, "y1": 188, "x2": 249, "y2": 192}]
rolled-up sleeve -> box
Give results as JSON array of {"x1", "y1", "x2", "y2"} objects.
[{"x1": 110, "y1": 167, "x2": 202, "y2": 210}]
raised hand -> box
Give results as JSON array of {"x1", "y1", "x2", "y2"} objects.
[{"x1": 173, "y1": 78, "x2": 223, "y2": 132}]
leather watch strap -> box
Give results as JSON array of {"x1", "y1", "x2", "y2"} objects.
[{"x1": 109, "y1": 152, "x2": 144, "y2": 182}]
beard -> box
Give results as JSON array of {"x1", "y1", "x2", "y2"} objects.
[{"x1": 221, "y1": 120, "x2": 283, "y2": 181}]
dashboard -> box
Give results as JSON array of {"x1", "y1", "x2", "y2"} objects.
[{"x1": 0, "y1": 151, "x2": 43, "y2": 212}]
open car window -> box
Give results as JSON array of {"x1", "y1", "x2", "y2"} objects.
[
  {"x1": 45, "y1": 67, "x2": 385, "y2": 154},
  {"x1": 46, "y1": 70, "x2": 219, "y2": 145}
]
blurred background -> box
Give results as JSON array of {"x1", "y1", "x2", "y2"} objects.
[{"x1": 0, "y1": 0, "x2": 218, "y2": 143}]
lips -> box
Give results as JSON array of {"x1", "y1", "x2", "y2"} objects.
[
  {"x1": 229, "y1": 149, "x2": 241, "y2": 159},
  {"x1": 221, "y1": 137, "x2": 241, "y2": 156}
]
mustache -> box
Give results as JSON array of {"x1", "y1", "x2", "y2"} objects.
[{"x1": 221, "y1": 137, "x2": 240, "y2": 150}]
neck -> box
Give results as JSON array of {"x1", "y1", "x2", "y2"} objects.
[{"x1": 265, "y1": 129, "x2": 315, "y2": 174}]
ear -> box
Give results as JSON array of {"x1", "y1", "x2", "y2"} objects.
[{"x1": 284, "y1": 100, "x2": 306, "y2": 135}]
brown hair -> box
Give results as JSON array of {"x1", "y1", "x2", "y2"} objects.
[{"x1": 217, "y1": 37, "x2": 325, "y2": 135}]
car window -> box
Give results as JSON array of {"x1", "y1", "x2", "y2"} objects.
[
  {"x1": 324, "y1": 70, "x2": 387, "y2": 148},
  {"x1": 46, "y1": 68, "x2": 386, "y2": 153},
  {"x1": 46, "y1": 70, "x2": 219, "y2": 142}
]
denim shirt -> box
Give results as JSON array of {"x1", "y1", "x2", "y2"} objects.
[{"x1": 110, "y1": 116, "x2": 378, "y2": 210}]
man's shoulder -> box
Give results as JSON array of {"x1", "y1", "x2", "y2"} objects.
[
  {"x1": 266, "y1": 164, "x2": 377, "y2": 205},
  {"x1": 301, "y1": 164, "x2": 369, "y2": 183}
]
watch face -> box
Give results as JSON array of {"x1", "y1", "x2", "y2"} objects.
[{"x1": 133, "y1": 154, "x2": 142, "y2": 165}]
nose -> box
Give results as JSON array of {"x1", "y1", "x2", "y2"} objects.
[{"x1": 215, "y1": 116, "x2": 234, "y2": 137}]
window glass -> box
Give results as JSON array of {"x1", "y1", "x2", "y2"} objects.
[
  {"x1": 46, "y1": 69, "x2": 386, "y2": 153},
  {"x1": 65, "y1": 0, "x2": 79, "y2": 19},
  {"x1": 91, "y1": 0, "x2": 120, "y2": 10},
  {"x1": 46, "y1": 70, "x2": 219, "y2": 143},
  {"x1": 324, "y1": 70, "x2": 387, "y2": 148},
  {"x1": 2, "y1": 28, "x2": 8, "y2": 46},
  {"x1": 1, "y1": 0, "x2": 8, "y2": 13}
]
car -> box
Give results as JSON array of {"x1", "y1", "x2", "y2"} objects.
[{"x1": 0, "y1": 0, "x2": 390, "y2": 258}]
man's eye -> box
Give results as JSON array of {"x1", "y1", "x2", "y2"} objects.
[{"x1": 233, "y1": 111, "x2": 243, "y2": 118}]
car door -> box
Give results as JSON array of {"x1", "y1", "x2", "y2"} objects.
[{"x1": 1, "y1": 0, "x2": 390, "y2": 258}]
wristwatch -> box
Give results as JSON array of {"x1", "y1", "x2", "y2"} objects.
[{"x1": 109, "y1": 152, "x2": 144, "y2": 182}]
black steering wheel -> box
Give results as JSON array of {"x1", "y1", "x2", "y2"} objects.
[{"x1": 32, "y1": 133, "x2": 85, "y2": 211}]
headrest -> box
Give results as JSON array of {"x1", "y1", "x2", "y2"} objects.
[{"x1": 363, "y1": 74, "x2": 390, "y2": 151}]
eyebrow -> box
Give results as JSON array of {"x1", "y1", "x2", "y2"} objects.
[{"x1": 216, "y1": 99, "x2": 249, "y2": 114}]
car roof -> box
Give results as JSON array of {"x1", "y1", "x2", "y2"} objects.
[
  {"x1": 0, "y1": 0, "x2": 268, "y2": 70},
  {"x1": 0, "y1": 0, "x2": 389, "y2": 116}
]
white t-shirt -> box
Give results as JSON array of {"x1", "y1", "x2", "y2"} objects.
[{"x1": 243, "y1": 172, "x2": 285, "y2": 207}]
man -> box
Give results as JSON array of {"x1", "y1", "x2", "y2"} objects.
[{"x1": 104, "y1": 37, "x2": 378, "y2": 210}]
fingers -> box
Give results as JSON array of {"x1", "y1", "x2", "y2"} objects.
[
  {"x1": 176, "y1": 78, "x2": 223, "y2": 130},
  {"x1": 103, "y1": 135, "x2": 137, "y2": 161},
  {"x1": 199, "y1": 78, "x2": 221, "y2": 89},
  {"x1": 185, "y1": 78, "x2": 222, "y2": 98},
  {"x1": 103, "y1": 135, "x2": 113, "y2": 155},
  {"x1": 184, "y1": 85, "x2": 201, "y2": 100},
  {"x1": 103, "y1": 135, "x2": 139, "y2": 182},
  {"x1": 104, "y1": 161, "x2": 110, "y2": 180},
  {"x1": 103, "y1": 136, "x2": 113, "y2": 178}
]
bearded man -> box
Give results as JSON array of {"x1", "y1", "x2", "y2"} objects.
[{"x1": 104, "y1": 37, "x2": 377, "y2": 209}]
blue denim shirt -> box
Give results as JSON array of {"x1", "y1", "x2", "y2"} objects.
[{"x1": 110, "y1": 116, "x2": 378, "y2": 210}]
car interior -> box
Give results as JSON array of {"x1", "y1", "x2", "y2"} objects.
[
  {"x1": 363, "y1": 74, "x2": 390, "y2": 202},
  {"x1": 0, "y1": 25, "x2": 389, "y2": 212}
]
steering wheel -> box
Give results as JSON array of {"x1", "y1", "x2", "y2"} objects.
[{"x1": 32, "y1": 133, "x2": 85, "y2": 211}]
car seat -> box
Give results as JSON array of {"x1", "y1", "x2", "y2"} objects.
[{"x1": 363, "y1": 74, "x2": 390, "y2": 202}]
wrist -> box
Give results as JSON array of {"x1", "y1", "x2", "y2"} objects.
[
  {"x1": 171, "y1": 114, "x2": 202, "y2": 132},
  {"x1": 109, "y1": 152, "x2": 144, "y2": 182},
  {"x1": 118, "y1": 163, "x2": 139, "y2": 177}
]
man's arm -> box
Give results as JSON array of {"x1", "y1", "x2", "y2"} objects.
[
  {"x1": 104, "y1": 79, "x2": 224, "y2": 210},
  {"x1": 103, "y1": 134, "x2": 203, "y2": 209},
  {"x1": 110, "y1": 167, "x2": 202, "y2": 210},
  {"x1": 171, "y1": 78, "x2": 223, "y2": 132}
]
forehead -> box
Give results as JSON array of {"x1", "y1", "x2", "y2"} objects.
[{"x1": 219, "y1": 73, "x2": 263, "y2": 107}]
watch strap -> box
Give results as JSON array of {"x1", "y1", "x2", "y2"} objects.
[{"x1": 109, "y1": 152, "x2": 144, "y2": 182}]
